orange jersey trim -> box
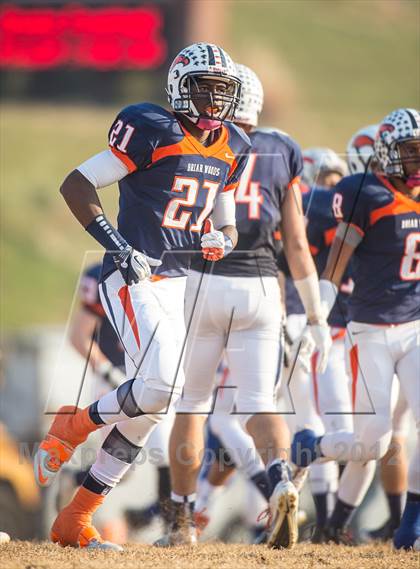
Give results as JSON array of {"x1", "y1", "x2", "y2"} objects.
[
  {"x1": 150, "y1": 125, "x2": 237, "y2": 172},
  {"x1": 287, "y1": 175, "x2": 301, "y2": 190},
  {"x1": 332, "y1": 328, "x2": 346, "y2": 341},
  {"x1": 370, "y1": 175, "x2": 420, "y2": 226},
  {"x1": 309, "y1": 243, "x2": 319, "y2": 256},
  {"x1": 109, "y1": 146, "x2": 137, "y2": 173},
  {"x1": 349, "y1": 222, "x2": 365, "y2": 237},
  {"x1": 324, "y1": 226, "x2": 337, "y2": 246},
  {"x1": 222, "y1": 182, "x2": 238, "y2": 193}
]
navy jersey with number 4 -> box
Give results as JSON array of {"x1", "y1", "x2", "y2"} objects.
[
  {"x1": 102, "y1": 103, "x2": 251, "y2": 278},
  {"x1": 332, "y1": 173, "x2": 420, "y2": 324},
  {"x1": 193, "y1": 127, "x2": 302, "y2": 277},
  {"x1": 79, "y1": 264, "x2": 125, "y2": 368}
]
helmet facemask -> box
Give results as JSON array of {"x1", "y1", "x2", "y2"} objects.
[
  {"x1": 174, "y1": 72, "x2": 241, "y2": 131},
  {"x1": 395, "y1": 139, "x2": 420, "y2": 188}
]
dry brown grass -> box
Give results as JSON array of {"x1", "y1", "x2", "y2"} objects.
[{"x1": 0, "y1": 541, "x2": 418, "y2": 569}]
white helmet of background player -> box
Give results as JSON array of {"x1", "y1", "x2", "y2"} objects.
[
  {"x1": 166, "y1": 43, "x2": 241, "y2": 131},
  {"x1": 302, "y1": 147, "x2": 348, "y2": 188},
  {"x1": 346, "y1": 124, "x2": 378, "y2": 174},
  {"x1": 374, "y1": 108, "x2": 420, "y2": 181},
  {"x1": 234, "y1": 63, "x2": 264, "y2": 127}
]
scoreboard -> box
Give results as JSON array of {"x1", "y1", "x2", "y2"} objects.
[
  {"x1": 0, "y1": 4, "x2": 169, "y2": 70},
  {"x1": 0, "y1": 1, "x2": 186, "y2": 101}
]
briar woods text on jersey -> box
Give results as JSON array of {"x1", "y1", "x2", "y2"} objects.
[
  {"x1": 401, "y1": 218, "x2": 419, "y2": 229},
  {"x1": 187, "y1": 163, "x2": 221, "y2": 176}
]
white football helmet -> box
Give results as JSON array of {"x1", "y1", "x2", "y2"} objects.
[
  {"x1": 346, "y1": 124, "x2": 378, "y2": 174},
  {"x1": 302, "y1": 147, "x2": 348, "y2": 187},
  {"x1": 234, "y1": 63, "x2": 264, "y2": 127},
  {"x1": 166, "y1": 43, "x2": 241, "y2": 130},
  {"x1": 374, "y1": 108, "x2": 420, "y2": 178}
]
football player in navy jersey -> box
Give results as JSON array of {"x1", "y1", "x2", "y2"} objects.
[
  {"x1": 292, "y1": 109, "x2": 420, "y2": 549},
  {"x1": 277, "y1": 148, "x2": 350, "y2": 542},
  {"x1": 34, "y1": 43, "x2": 251, "y2": 550},
  {"x1": 168, "y1": 63, "x2": 332, "y2": 548},
  {"x1": 347, "y1": 125, "x2": 410, "y2": 544}
]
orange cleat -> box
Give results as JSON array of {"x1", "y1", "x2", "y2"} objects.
[
  {"x1": 50, "y1": 486, "x2": 123, "y2": 551},
  {"x1": 34, "y1": 405, "x2": 100, "y2": 487}
]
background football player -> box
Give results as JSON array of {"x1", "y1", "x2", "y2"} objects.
[
  {"x1": 292, "y1": 108, "x2": 420, "y2": 550},
  {"x1": 34, "y1": 42, "x2": 250, "y2": 550},
  {"x1": 278, "y1": 147, "x2": 350, "y2": 542},
  {"x1": 347, "y1": 124, "x2": 410, "y2": 543},
  {"x1": 168, "y1": 63, "x2": 332, "y2": 548}
]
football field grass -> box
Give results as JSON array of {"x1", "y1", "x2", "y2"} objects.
[{"x1": 0, "y1": 541, "x2": 418, "y2": 569}]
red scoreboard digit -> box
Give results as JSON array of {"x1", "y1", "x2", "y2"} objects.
[{"x1": 0, "y1": 4, "x2": 168, "y2": 69}]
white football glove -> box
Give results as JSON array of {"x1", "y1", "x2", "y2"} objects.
[
  {"x1": 201, "y1": 219, "x2": 232, "y2": 261},
  {"x1": 294, "y1": 320, "x2": 332, "y2": 374},
  {"x1": 113, "y1": 246, "x2": 162, "y2": 285}
]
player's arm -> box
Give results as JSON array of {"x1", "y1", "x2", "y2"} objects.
[
  {"x1": 280, "y1": 183, "x2": 323, "y2": 323},
  {"x1": 280, "y1": 182, "x2": 331, "y2": 373},
  {"x1": 212, "y1": 188, "x2": 238, "y2": 245},
  {"x1": 69, "y1": 307, "x2": 107, "y2": 368},
  {"x1": 69, "y1": 307, "x2": 123, "y2": 389},
  {"x1": 319, "y1": 176, "x2": 366, "y2": 313},
  {"x1": 60, "y1": 149, "x2": 161, "y2": 283},
  {"x1": 201, "y1": 175, "x2": 239, "y2": 261},
  {"x1": 319, "y1": 222, "x2": 360, "y2": 307}
]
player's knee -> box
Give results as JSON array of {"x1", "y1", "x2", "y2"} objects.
[
  {"x1": 358, "y1": 419, "x2": 393, "y2": 460},
  {"x1": 176, "y1": 388, "x2": 213, "y2": 414},
  {"x1": 117, "y1": 378, "x2": 181, "y2": 417},
  {"x1": 238, "y1": 414, "x2": 253, "y2": 431},
  {"x1": 135, "y1": 379, "x2": 182, "y2": 415},
  {"x1": 235, "y1": 392, "x2": 276, "y2": 418}
]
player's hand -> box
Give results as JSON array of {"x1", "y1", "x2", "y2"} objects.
[
  {"x1": 97, "y1": 361, "x2": 125, "y2": 389},
  {"x1": 201, "y1": 219, "x2": 231, "y2": 261},
  {"x1": 294, "y1": 320, "x2": 332, "y2": 374},
  {"x1": 113, "y1": 247, "x2": 162, "y2": 285},
  {"x1": 309, "y1": 321, "x2": 332, "y2": 374}
]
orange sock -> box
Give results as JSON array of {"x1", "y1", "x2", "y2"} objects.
[
  {"x1": 68, "y1": 485, "x2": 105, "y2": 518},
  {"x1": 50, "y1": 406, "x2": 101, "y2": 448},
  {"x1": 51, "y1": 486, "x2": 106, "y2": 546}
]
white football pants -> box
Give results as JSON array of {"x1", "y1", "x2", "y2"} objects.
[
  {"x1": 320, "y1": 319, "x2": 420, "y2": 505},
  {"x1": 178, "y1": 270, "x2": 283, "y2": 428}
]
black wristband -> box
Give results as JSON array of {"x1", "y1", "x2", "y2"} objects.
[{"x1": 86, "y1": 214, "x2": 129, "y2": 254}]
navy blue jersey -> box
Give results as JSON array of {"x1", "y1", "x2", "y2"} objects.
[
  {"x1": 304, "y1": 188, "x2": 354, "y2": 328},
  {"x1": 332, "y1": 173, "x2": 420, "y2": 324},
  {"x1": 192, "y1": 127, "x2": 303, "y2": 277},
  {"x1": 101, "y1": 103, "x2": 251, "y2": 278},
  {"x1": 79, "y1": 264, "x2": 125, "y2": 368}
]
